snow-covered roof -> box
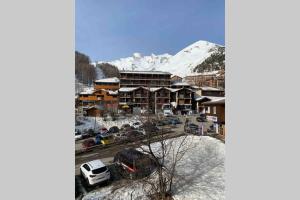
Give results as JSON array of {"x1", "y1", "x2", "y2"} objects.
[
  {"x1": 195, "y1": 95, "x2": 225, "y2": 102},
  {"x1": 195, "y1": 96, "x2": 211, "y2": 101},
  {"x1": 149, "y1": 87, "x2": 161, "y2": 92},
  {"x1": 119, "y1": 87, "x2": 138, "y2": 92},
  {"x1": 94, "y1": 77, "x2": 120, "y2": 83},
  {"x1": 166, "y1": 88, "x2": 180, "y2": 92},
  {"x1": 191, "y1": 85, "x2": 200, "y2": 89},
  {"x1": 171, "y1": 74, "x2": 182, "y2": 78},
  {"x1": 79, "y1": 89, "x2": 95, "y2": 95},
  {"x1": 203, "y1": 97, "x2": 225, "y2": 105},
  {"x1": 186, "y1": 70, "x2": 220, "y2": 77},
  {"x1": 120, "y1": 70, "x2": 171, "y2": 75},
  {"x1": 165, "y1": 87, "x2": 193, "y2": 93},
  {"x1": 171, "y1": 82, "x2": 190, "y2": 86},
  {"x1": 200, "y1": 86, "x2": 224, "y2": 91},
  {"x1": 108, "y1": 90, "x2": 118, "y2": 95}
]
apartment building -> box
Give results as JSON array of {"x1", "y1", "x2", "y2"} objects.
[
  {"x1": 77, "y1": 77, "x2": 120, "y2": 116},
  {"x1": 119, "y1": 70, "x2": 171, "y2": 88}
]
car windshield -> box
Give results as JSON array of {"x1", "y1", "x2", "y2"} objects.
[{"x1": 92, "y1": 166, "x2": 107, "y2": 174}]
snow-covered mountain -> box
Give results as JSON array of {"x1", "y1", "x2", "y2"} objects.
[{"x1": 96, "y1": 40, "x2": 223, "y2": 77}]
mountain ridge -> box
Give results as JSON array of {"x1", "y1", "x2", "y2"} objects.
[{"x1": 95, "y1": 40, "x2": 224, "y2": 77}]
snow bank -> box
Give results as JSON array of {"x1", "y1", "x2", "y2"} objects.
[{"x1": 82, "y1": 136, "x2": 225, "y2": 200}]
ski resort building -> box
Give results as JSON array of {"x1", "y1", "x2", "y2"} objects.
[
  {"x1": 203, "y1": 97, "x2": 225, "y2": 137},
  {"x1": 77, "y1": 78, "x2": 120, "y2": 116},
  {"x1": 119, "y1": 70, "x2": 171, "y2": 88},
  {"x1": 184, "y1": 70, "x2": 225, "y2": 89},
  {"x1": 94, "y1": 77, "x2": 120, "y2": 91},
  {"x1": 118, "y1": 86, "x2": 171, "y2": 114}
]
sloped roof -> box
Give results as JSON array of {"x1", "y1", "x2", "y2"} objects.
[
  {"x1": 203, "y1": 97, "x2": 225, "y2": 105},
  {"x1": 94, "y1": 77, "x2": 120, "y2": 83},
  {"x1": 172, "y1": 82, "x2": 190, "y2": 86},
  {"x1": 119, "y1": 87, "x2": 138, "y2": 92},
  {"x1": 200, "y1": 86, "x2": 224, "y2": 91}
]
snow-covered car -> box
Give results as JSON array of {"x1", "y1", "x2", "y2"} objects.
[
  {"x1": 75, "y1": 133, "x2": 82, "y2": 141},
  {"x1": 184, "y1": 123, "x2": 200, "y2": 134},
  {"x1": 75, "y1": 130, "x2": 82, "y2": 141},
  {"x1": 107, "y1": 126, "x2": 120, "y2": 134},
  {"x1": 120, "y1": 124, "x2": 134, "y2": 132},
  {"x1": 114, "y1": 132, "x2": 128, "y2": 142},
  {"x1": 80, "y1": 160, "x2": 111, "y2": 186},
  {"x1": 132, "y1": 121, "x2": 142, "y2": 129}
]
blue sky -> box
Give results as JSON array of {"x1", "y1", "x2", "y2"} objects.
[{"x1": 76, "y1": 0, "x2": 224, "y2": 62}]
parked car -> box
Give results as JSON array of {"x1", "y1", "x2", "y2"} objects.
[
  {"x1": 114, "y1": 148, "x2": 156, "y2": 179},
  {"x1": 156, "y1": 120, "x2": 169, "y2": 126},
  {"x1": 82, "y1": 138, "x2": 96, "y2": 149},
  {"x1": 75, "y1": 177, "x2": 81, "y2": 198},
  {"x1": 165, "y1": 117, "x2": 182, "y2": 125},
  {"x1": 81, "y1": 131, "x2": 92, "y2": 139},
  {"x1": 132, "y1": 121, "x2": 142, "y2": 129},
  {"x1": 114, "y1": 132, "x2": 128, "y2": 142},
  {"x1": 120, "y1": 124, "x2": 131, "y2": 131},
  {"x1": 80, "y1": 159, "x2": 111, "y2": 186},
  {"x1": 126, "y1": 130, "x2": 144, "y2": 142},
  {"x1": 184, "y1": 123, "x2": 200, "y2": 134},
  {"x1": 107, "y1": 126, "x2": 120, "y2": 134},
  {"x1": 99, "y1": 127, "x2": 108, "y2": 135},
  {"x1": 140, "y1": 122, "x2": 159, "y2": 135},
  {"x1": 196, "y1": 113, "x2": 207, "y2": 122},
  {"x1": 75, "y1": 130, "x2": 82, "y2": 141},
  {"x1": 95, "y1": 134, "x2": 115, "y2": 145}
]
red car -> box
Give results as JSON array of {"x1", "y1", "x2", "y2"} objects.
[{"x1": 82, "y1": 138, "x2": 96, "y2": 150}]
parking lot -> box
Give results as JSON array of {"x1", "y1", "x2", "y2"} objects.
[{"x1": 75, "y1": 114, "x2": 215, "y2": 198}]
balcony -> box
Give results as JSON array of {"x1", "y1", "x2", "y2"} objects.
[{"x1": 178, "y1": 94, "x2": 191, "y2": 99}]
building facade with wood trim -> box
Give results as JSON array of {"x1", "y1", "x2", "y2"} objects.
[
  {"x1": 184, "y1": 70, "x2": 225, "y2": 89},
  {"x1": 203, "y1": 98, "x2": 225, "y2": 137},
  {"x1": 77, "y1": 77, "x2": 120, "y2": 116},
  {"x1": 119, "y1": 70, "x2": 171, "y2": 88}
]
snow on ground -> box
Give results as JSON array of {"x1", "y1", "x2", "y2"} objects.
[
  {"x1": 82, "y1": 135, "x2": 225, "y2": 200},
  {"x1": 75, "y1": 116, "x2": 141, "y2": 132}
]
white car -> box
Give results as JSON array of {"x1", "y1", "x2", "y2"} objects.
[{"x1": 80, "y1": 160, "x2": 110, "y2": 186}]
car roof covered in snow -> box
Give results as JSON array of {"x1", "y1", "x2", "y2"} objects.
[{"x1": 86, "y1": 159, "x2": 106, "y2": 169}]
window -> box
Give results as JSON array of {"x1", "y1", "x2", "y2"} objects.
[
  {"x1": 92, "y1": 166, "x2": 107, "y2": 174},
  {"x1": 213, "y1": 106, "x2": 217, "y2": 114},
  {"x1": 83, "y1": 164, "x2": 90, "y2": 171}
]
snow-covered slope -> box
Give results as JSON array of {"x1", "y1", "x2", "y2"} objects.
[
  {"x1": 97, "y1": 40, "x2": 222, "y2": 77},
  {"x1": 108, "y1": 53, "x2": 172, "y2": 72}
]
